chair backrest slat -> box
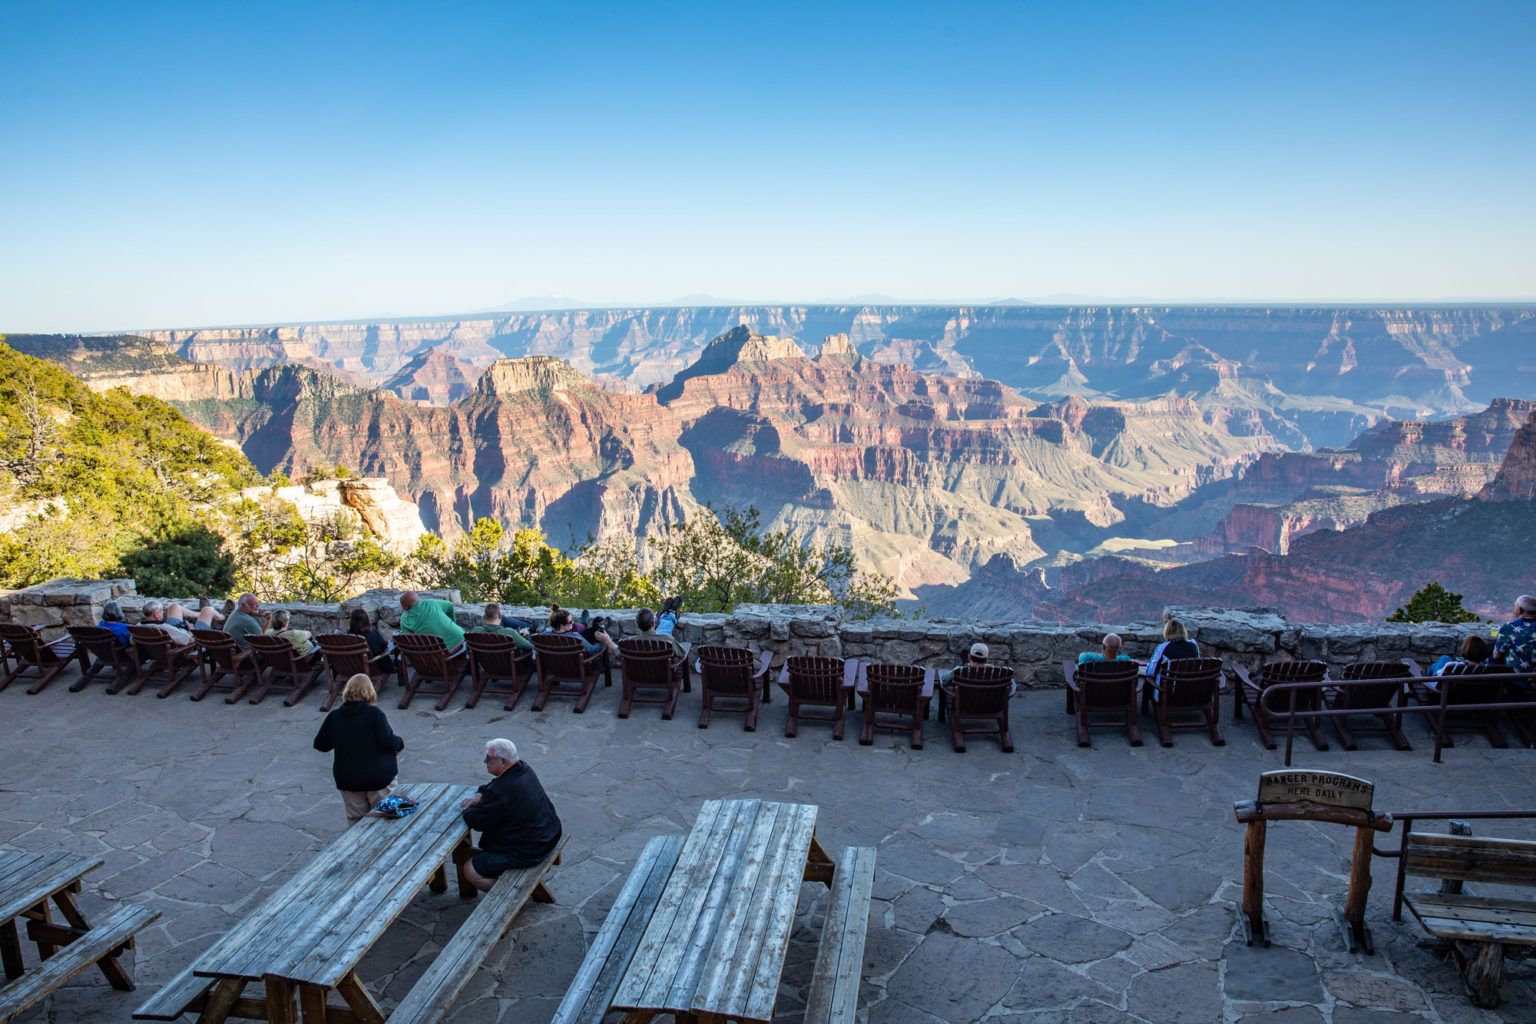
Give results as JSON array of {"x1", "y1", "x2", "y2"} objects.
[
  {"x1": 394, "y1": 633, "x2": 451, "y2": 676},
  {"x1": 530, "y1": 633, "x2": 588, "y2": 677},
  {"x1": 951, "y1": 664, "x2": 1013, "y2": 714},
  {"x1": 785, "y1": 655, "x2": 845, "y2": 702},
  {"x1": 864, "y1": 662, "x2": 924, "y2": 711},
  {"x1": 1162, "y1": 657, "x2": 1223, "y2": 706},
  {"x1": 697, "y1": 644, "x2": 759, "y2": 695},
  {"x1": 618, "y1": 637, "x2": 675, "y2": 688}
]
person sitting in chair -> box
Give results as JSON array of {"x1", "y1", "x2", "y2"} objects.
[
  {"x1": 1491, "y1": 595, "x2": 1536, "y2": 694},
  {"x1": 1078, "y1": 633, "x2": 1134, "y2": 665},
  {"x1": 546, "y1": 606, "x2": 618, "y2": 657},
  {"x1": 1426, "y1": 634, "x2": 1495, "y2": 685},
  {"x1": 348, "y1": 607, "x2": 394, "y2": 672},
  {"x1": 458, "y1": 738, "x2": 562, "y2": 892},
  {"x1": 140, "y1": 600, "x2": 193, "y2": 646},
  {"x1": 468, "y1": 603, "x2": 533, "y2": 653},
  {"x1": 940, "y1": 642, "x2": 990, "y2": 685},
  {"x1": 224, "y1": 593, "x2": 270, "y2": 650},
  {"x1": 1146, "y1": 618, "x2": 1200, "y2": 686},
  {"x1": 398, "y1": 591, "x2": 466, "y2": 656},
  {"x1": 166, "y1": 602, "x2": 218, "y2": 632},
  {"x1": 98, "y1": 600, "x2": 132, "y2": 646},
  {"x1": 635, "y1": 605, "x2": 686, "y2": 660},
  {"x1": 266, "y1": 608, "x2": 319, "y2": 659}
]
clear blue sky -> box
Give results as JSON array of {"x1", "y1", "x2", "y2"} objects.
[{"x1": 3, "y1": 1, "x2": 1533, "y2": 331}]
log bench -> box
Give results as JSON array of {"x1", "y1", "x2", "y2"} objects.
[
  {"x1": 803, "y1": 846, "x2": 876, "y2": 1024},
  {"x1": 0, "y1": 902, "x2": 160, "y2": 1023},
  {"x1": 388, "y1": 835, "x2": 566, "y2": 1024},
  {"x1": 1397, "y1": 829, "x2": 1536, "y2": 1008},
  {"x1": 550, "y1": 835, "x2": 684, "y2": 1024}
]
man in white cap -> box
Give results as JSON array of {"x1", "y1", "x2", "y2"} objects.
[{"x1": 940, "y1": 642, "x2": 990, "y2": 684}]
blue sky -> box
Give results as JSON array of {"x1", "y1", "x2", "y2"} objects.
[{"x1": 3, "y1": 1, "x2": 1533, "y2": 331}]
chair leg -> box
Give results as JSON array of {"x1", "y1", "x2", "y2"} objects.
[
  {"x1": 618, "y1": 683, "x2": 632, "y2": 719},
  {"x1": 698, "y1": 690, "x2": 712, "y2": 729},
  {"x1": 1127, "y1": 706, "x2": 1142, "y2": 747},
  {"x1": 398, "y1": 673, "x2": 418, "y2": 710},
  {"x1": 832, "y1": 705, "x2": 844, "y2": 742},
  {"x1": 1333, "y1": 715, "x2": 1358, "y2": 751},
  {"x1": 126, "y1": 663, "x2": 153, "y2": 697},
  {"x1": 1304, "y1": 714, "x2": 1330, "y2": 752},
  {"x1": 574, "y1": 676, "x2": 596, "y2": 714},
  {"x1": 26, "y1": 662, "x2": 65, "y2": 696},
  {"x1": 785, "y1": 697, "x2": 798, "y2": 738},
  {"x1": 1076, "y1": 706, "x2": 1091, "y2": 748},
  {"x1": 466, "y1": 672, "x2": 485, "y2": 710},
  {"x1": 1206, "y1": 703, "x2": 1226, "y2": 746},
  {"x1": 1157, "y1": 701, "x2": 1173, "y2": 747},
  {"x1": 744, "y1": 696, "x2": 759, "y2": 732},
  {"x1": 911, "y1": 718, "x2": 924, "y2": 750},
  {"x1": 288, "y1": 665, "x2": 324, "y2": 708}
]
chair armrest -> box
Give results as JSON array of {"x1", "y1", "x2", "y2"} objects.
[
  {"x1": 752, "y1": 650, "x2": 774, "y2": 680},
  {"x1": 679, "y1": 641, "x2": 692, "y2": 659},
  {"x1": 921, "y1": 667, "x2": 935, "y2": 698},
  {"x1": 1061, "y1": 659, "x2": 1080, "y2": 693},
  {"x1": 1231, "y1": 664, "x2": 1255, "y2": 689},
  {"x1": 778, "y1": 663, "x2": 790, "y2": 686},
  {"x1": 1400, "y1": 658, "x2": 1424, "y2": 676},
  {"x1": 842, "y1": 658, "x2": 859, "y2": 688}
]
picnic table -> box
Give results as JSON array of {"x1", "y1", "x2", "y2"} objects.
[
  {"x1": 134, "y1": 780, "x2": 561, "y2": 1024},
  {"x1": 606, "y1": 798, "x2": 841, "y2": 1023},
  {"x1": 0, "y1": 848, "x2": 159, "y2": 1022}
]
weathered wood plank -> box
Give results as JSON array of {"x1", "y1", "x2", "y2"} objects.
[
  {"x1": 0, "y1": 903, "x2": 159, "y2": 1022},
  {"x1": 0, "y1": 851, "x2": 101, "y2": 923},
  {"x1": 219, "y1": 783, "x2": 457, "y2": 978},
  {"x1": 691, "y1": 802, "x2": 789, "y2": 1016},
  {"x1": 1404, "y1": 833, "x2": 1536, "y2": 887},
  {"x1": 720, "y1": 804, "x2": 819, "y2": 1021},
  {"x1": 132, "y1": 963, "x2": 214, "y2": 1019},
  {"x1": 1404, "y1": 893, "x2": 1536, "y2": 929},
  {"x1": 804, "y1": 847, "x2": 876, "y2": 1024},
  {"x1": 387, "y1": 835, "x2": 565, "y2": 1024},
  {"x1": 551, "y1": 835, "x2": 682, "y2": 1024},
  {"x1": 612, "y1": 799, "x2": 741, "y2": 1011}
]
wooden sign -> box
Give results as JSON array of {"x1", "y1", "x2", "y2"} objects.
[{"x1": 1258, "y1": 770, "x2": 1373, "y2": 812}]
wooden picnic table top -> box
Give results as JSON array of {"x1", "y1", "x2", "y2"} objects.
[
  {"x1": 611, "y1": 797, "x2": 820, "y2": 1024},
  {"x1": 0, "y1": 849, "x2": 102, "y2": 923},
  {"x1": 191, "y1": 781, "x2": 476, "y2": 989}
]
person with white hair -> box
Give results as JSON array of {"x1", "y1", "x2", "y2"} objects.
[
  {"x1": 1077, "y1": 632, "x2": 1133, "y2": 666},
  {"x1": 140, "y1": 599, "x2": 193, "y2": 646},
  {"x1": 1491, "y1": 594, "x2": 1536, "y2": 687},
  {"x1": 458, "y1": 737, "x2": 562, "y2": 892}
]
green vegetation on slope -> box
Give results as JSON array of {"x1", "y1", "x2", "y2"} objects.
[{"x1": 0, "y1": 339, "x2": 260, "y2": 590}]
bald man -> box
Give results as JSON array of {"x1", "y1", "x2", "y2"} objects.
[{"x1": 398, "y1": 590, "x2": 466, "y2": 652}]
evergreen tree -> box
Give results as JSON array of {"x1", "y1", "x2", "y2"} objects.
[{"x1": 1388, "y1": 582, "x2": 1480, "y2": 624}]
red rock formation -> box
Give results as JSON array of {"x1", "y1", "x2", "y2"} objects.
[{"x1": 1479, "y1": 408, "x2": 1536, "y2": 501}]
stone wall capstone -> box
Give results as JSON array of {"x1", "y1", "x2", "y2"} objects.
[{"x1": 0, "y1": 582, "x2": 1477, "y2": 686}]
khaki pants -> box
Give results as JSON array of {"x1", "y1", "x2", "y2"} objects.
[{"x1": 341, "y1": 780, "x2": 396, "y2": 824}]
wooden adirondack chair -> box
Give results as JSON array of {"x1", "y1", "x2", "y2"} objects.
[
  {"x1": 65, "y1": 625, "x2": 138, "y2": 694},
  {"x1": 1410, "y1": 661, "x2": 1512, "y2": 750},
  {"x1": 695, "y1": 645, "x2": 773, "y2": 731},
  {"x1": 528, "y1": 633, "x2": 608, "y2": 713},
  {"x1": 1232, "y1": 659, "x2": 1329, "y2": 751},
  {"x1": 1329, "y1": 660, "x2": 1412, "y2": 750},
  {"x1": 189, "y1": 628, "x2": 259, "y2": 703},
  {"x1": 393, "y1": 633, "x2": 470, "y2": 711},
  {"x1": 126, "y1": 625, "x2": 199, "y2": 698},
  {"x1": 1141, "y1": 657, "x2": 1225, "y2": 747},
  {"x1": 0, "y1": 623, "x2": 81, "y2": 695},
  {"x1": 778, "y1": 655, "x2": 854, "y2": 739},
  {"x1": 1062, "y1": 659, "x2": 1142, "y2": 748},
  {"x1": 244, "y1": 634, "x2": 327, "y2": 707},
  {"x1": 465, "y1": 632, "x2": 535, "y2": 710},
  {"x1": 941, "y1": 664, "x2": 1016, "y2": 753},
  {"x1": 616, "y1": 636, "x2": 689, "y2": 719},
  {"x1": 316, "y1": 633, "x2": 394, "y2": 711},
  {"x1": 858, "y1": 662, "x2": 933, "y2": 749}
]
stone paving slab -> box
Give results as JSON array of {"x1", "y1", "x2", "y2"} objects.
[{"x1": 0, "y1": 668, "x2": 1532, "y2": 1023}]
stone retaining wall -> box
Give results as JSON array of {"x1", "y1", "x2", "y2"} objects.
[{"x1": 0, "y1": 580, "x2": 1478, "y2": 685}]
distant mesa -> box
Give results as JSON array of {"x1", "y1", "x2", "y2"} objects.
[
  {"x1": 655, "y1": 325, "x2": 807, "y2": 403},
  {"x1": 473, "y1": 355, "x2": 590, "y2": 397}
]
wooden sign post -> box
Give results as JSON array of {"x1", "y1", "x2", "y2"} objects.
[{"x1": 1233, "y1": 770, "x2": 1394, "y2": 953}]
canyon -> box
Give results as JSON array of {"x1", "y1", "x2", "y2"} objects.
[{"x1": 9, "y1": 302, "x2": 1536, "y2": 622}]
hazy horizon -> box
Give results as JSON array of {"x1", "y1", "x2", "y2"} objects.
[{"x1": 4, "y1": 1, "x2": 1533, "y2": 333}]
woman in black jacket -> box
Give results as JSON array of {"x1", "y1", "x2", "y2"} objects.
[
  {"x1": 348, "y1": 607, "x2": 393, "y2": 673},
  {"x1": 313, "y1": 673, "x2": 404, "y2": 824}
]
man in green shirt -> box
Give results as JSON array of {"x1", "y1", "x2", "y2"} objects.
[
  {"x1": 468, "y1": 603, "x2": 533, "y2": 653},
  {"x1": 399, "y1": 591, "x2": 466, "y2": 653}
]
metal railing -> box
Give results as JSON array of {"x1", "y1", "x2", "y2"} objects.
[{"x1": 1252, "y1": 670, "x2": 1535, "y2": 766}]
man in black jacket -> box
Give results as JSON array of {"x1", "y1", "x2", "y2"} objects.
[{"x1": 459, "y1": 737, "x2": 563, "y2": 892}]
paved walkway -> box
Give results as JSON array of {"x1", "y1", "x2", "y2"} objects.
[{"x1": 1, "y1": 669, "x2": 1532, "y2": 1023}]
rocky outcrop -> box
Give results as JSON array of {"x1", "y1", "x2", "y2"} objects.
[
  {"x1": 382, "y1": 348, "x2": 474, "y2": 404},
  {"x1": 1479, "y1": 408, "x2": 1536, "y2": 501}
]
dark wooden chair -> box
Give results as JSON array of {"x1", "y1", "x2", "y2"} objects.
[
  {"x1": 1233, "y1": 660, "x2": 1329, "y2": 751},
  {"x1": 616, "y1": 636, "x2": 690, "y2": 719},
  {"x1": 1063, "y1": 658, "x2": 1142, "y2": 747},
  {"x1": 0, "y1": 622, "x2": 80, "y2": 695},
  {"x1": 1328, "y1": 660, "x2": 1412, "y2": 750},
  {"x1": 858, "y1": 662, "x2": 933, "y2": 748},
  {"x1": 1141, "y1": 657, "x2": 1225, "y2": 747},
  {"x1": 189, "y1": 628, "x2": 259, "y2": 703},
  {"x1": 127, "y1": 625, "x2": 199, "y2": 698},
  {"x1": 65, "y1": 625, "x2": 137, "y2": 694},
  {"x1": 528, "y1": 633, "x2": 610, "y2": 713},
  {"x1": 316, "y1": 633, "x2": 394, "y2": 711},
  {"x1": 778, "y1": 655, "x2": 854, "y2": 739},
  {"x1": 244, "y1": 634, "x2": 327, "y2": 707},
  {"x1": 465, "y1": 632, "x2": 535, "y2": 710},
  {"x1": 941, "y1": 664, "x2": 1016, "y2": 752},
  {"x1": 393, "y1": 633, "x2": 470, "y2": 711},
  {"x1": 695, "y1": 645, "x2": 773, "y2": 731},
  {"x1": 1409, "y1": 660, "x2": 1513, "y2": 750}
]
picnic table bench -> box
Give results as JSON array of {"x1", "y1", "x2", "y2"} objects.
[
  {"x1": 133, "y1": 781, "x2": 561, "y2": 1023},
  {"x1": 1393, "y1": 825, "x2": 1536, "y2": 1008},
  {"x1": 0, "y1": 848, "x2": 159, "y2": 1023},
  {"x1": 556, "y1": 798, "x2": 875, "y2": 1024}
]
